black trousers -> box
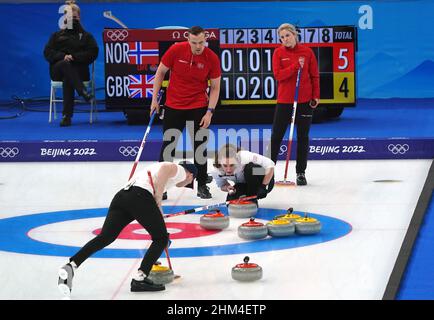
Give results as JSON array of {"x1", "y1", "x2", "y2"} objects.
[
  {"x1": 269, "y1": 103, "x2": 313, "y2": 174},
  {"x1": 71, "y1": 187, "x2": 169, "y2": 276},
  {"x1": 159, "y1": 106, "x2": 209, "y2": 185},
  {"x1": 50, "y1": 60, "x2": 88, "y2": 118},
  {"x1": 226, "y1": 163, "x2": 274, "y2": 201}
]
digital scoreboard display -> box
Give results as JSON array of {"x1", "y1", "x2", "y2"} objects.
[{"x1": 103, "y1": 26, "x2": 356, "y2": 110}]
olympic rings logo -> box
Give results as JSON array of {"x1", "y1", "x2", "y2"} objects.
[
  {"x1": 119, "y1": 146, "x2": 139, "y2": 157},
  {"x1": 387, "y1": 144, "x2": 410, "y2": 155},
  {"x1": 0, "y1": 147, "x2": 19, "y2": 158},
  {"x1": 106, "y1": 29, "x2": 129, "y2": 41}
]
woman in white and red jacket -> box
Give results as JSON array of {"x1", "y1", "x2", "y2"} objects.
[
  {"x1": 269, "y1": 23, "x2": 320, "y2": 185},
  {"x1": 212, "y1": 144, "x2": 275, "y2": 203}
]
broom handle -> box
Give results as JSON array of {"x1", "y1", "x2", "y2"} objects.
[
  {"x1": 147, "y1": 171, "x2": 173, "y2": 271},
  {"x1": 163, "y1": 195, "x2": 258, "y2": 219},
  {"x1": 283, "y1": 67, "x2": 302, "y2": 181}
]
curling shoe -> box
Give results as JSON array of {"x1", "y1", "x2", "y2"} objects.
[
  {"x1": 58, "y1": 263, "x2": 74, "y2": 297},
  {"x1": 197, "y1": 184, "x2": 212, "y2": 199},
  {"x1": 131, "y1": 278, "x2": 165, "y2": 292},
  {"x1": 296, "y1": 173, "x2": 307, "y2": 186}
]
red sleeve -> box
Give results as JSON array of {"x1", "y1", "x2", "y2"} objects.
[
  {"x1": 272, "y1": 48, "x2": 299, "y2": 82},
  {"x1": 161, "y1": 43, "x2": 177, "y2": 68},
  {"x1": 208, "y1": 50, "x2": 221, "y2": 79},
  {"x1": 308, "y1": 49, "x2": 320, "y2": 99}
]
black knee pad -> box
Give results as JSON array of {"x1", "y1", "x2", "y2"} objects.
[{"x1": 244, "y1": 162, "x2": 265, "y2": 178}]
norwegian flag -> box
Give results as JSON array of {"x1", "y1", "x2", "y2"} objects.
[
  {"x1": 128, "y1": 42, "x2": 159, "y2": 65},
  {"x1": 128, "y1": 74, "x2": 155, "y2": 99}
]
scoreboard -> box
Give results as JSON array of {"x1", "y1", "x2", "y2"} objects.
[{"x1": 103, "y1": 26, "x2": 356, "y2": 110}]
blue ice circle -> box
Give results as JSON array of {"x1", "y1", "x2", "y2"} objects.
[{"x1": 0, "y1": 206, "x2": 351, "y2": 258}]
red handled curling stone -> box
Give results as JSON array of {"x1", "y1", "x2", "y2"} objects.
[
  {"x1": 200, "y1": 209, "x2": 230, "y2": 230},
  {"x1": 228, "y1": 200, "x2": 258, "y2": 218},
  {"x1": 231, "y1": 256, "x2": 263, "y2": 282},
  {"x1": 237, "y1": 218, "x2": 268, "y2": 240},
  {"x1": 147, "y1": 261, "x2": 175, "y2": 285}
]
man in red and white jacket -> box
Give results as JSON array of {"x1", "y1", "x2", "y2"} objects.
[{"x1": 151, "y1": 26, "x2": 221, "y2": 199}]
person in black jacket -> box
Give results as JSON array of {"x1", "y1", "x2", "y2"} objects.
[{"x1": 43, "y1": 1, "x2": 98, "y2": 126}]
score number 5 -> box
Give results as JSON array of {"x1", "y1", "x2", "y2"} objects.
[{"x1": 338, "y1": 48, "x2": 349, "y2": 70}]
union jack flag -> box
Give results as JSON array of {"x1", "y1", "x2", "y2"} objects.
[
  {"x1": 128, "y1": 42, "x2": 159, "y2": 65},
  {"x1": 128, "y1": 74, "x2": 154, "y2": 99}
]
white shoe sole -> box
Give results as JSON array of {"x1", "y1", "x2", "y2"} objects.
[
  {"x1": 58, "y1": 282, "x2": 71, "y2": 297},
  {"x1": 58, "y1": 268, "x2": 68, "y2": 280}
]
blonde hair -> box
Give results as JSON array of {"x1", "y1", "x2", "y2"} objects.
[
  {"x1": 277, "y1": 23, "x2": 298, "y2": 41},
  {"x1": 65, "y1": 0, "x2": 80, "y2": 14},
  {"x1": 213, "y1": 143, "x2": 241, "y2": 168}
]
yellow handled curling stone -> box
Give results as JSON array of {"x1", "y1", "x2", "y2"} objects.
[
  {"x1": 147, "y1": 261, "x2": 175, "y2": 285},
  {"x1": 267, "y1": 218, "x2": 295, "y2": 237},
  {"x1": 294, "y1": 213, "x2": 322, "y2": 235}
]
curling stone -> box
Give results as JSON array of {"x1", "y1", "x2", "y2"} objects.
[
  {"x1": 294, "y1": 213, "x2": 322, "y2": 235},
  {"x1": 274, "y1": 207, "x2": 301, "y2": 222},
  {"x1": 232, "y1": 256, "x2": 263, "y2": 282},
  {"x1": 267, "y1": 218, "x2": 295, "y2": 237},
  {"x1": 238, "y1": 218, "x2": 268, "y2": 240},
  {"x1": 147, "y1": 261, "x2": 174, "y2": 285},
  {"x1": 228, "y1": 199, "x2": 258, "y2": 218},
  {"x1": 200, "y1": 209, "x2": 230, "y2": 230}
]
